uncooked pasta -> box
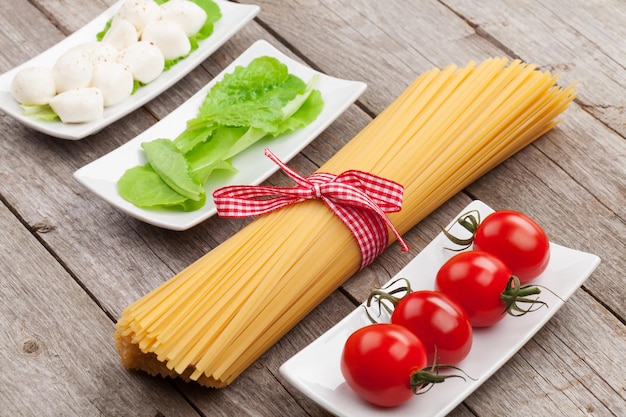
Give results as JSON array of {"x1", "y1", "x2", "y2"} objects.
[{"x1": 115, "y1": 57, "x2": 576, "y2": 387}]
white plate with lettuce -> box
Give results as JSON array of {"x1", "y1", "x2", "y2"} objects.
[
  {"x1": 74, "y1": 39, "x2": 367, "y2": 230},
  {"x1": 279, "y1": 200, "x2": 601, "y2": 417},
  {"x1": 0, "y1": 0, "x2": 260, "y2": 140}
]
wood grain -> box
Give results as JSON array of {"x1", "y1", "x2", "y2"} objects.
[
  {"x1": 0, "y1": 202, "x2": 199, "y2": 416},
  {"x1": 0, "y1": 0, "x2": 624, "y2": 415}
]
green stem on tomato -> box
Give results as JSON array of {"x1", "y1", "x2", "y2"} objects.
[
  {"x1": 500, "y1": 275, "x2": 548, "y2": 316},
  {"x1": 442, "y1": 209, "x2": 482, "y2": 250},
  {"x1": 410, "y1": 363, "x2": 475, "y2": 395},
  {"x1": 364, "y1": 278, "x2": 412, "y2": 322}
]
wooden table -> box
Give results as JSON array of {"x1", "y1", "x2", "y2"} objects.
[{"x1": 1, "y1": 1, "x2": 624, "y2": 416}]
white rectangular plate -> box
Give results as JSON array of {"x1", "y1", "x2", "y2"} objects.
[
  {"x1": 279, "y1": 200, "x2": 601, "y2": 417},
  {"x1": 74, "y1": 39, "x2": 367, "y2": 230},
  {"x1": 0, "y1": 0, "x2": 260, "y2": 140}
]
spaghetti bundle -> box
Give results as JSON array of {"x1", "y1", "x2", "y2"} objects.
[{"x1": 115, "y1": 58, "x2": 576, "y2": 387}]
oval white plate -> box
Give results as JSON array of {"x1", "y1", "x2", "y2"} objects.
[
  {"x1": 0, "y1": 0, "x2": 260, "y2": 140},
  {"x1": 73, "y1": 39, "x2": 367, "y2": 230},
  {"x1": 279, "y1": 200, "x2": 601, "y2": 417}
]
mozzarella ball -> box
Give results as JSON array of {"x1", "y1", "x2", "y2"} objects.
[
  {"x1": 84, "y1": 41, "x2": 118, "y2": 65},
  {"x1": 52, "y1": 50, "x2": 94, "y2": 93},
  {"x1": 49, "y1": 88, "x2": 104, "y2": 123},
  {"x1": 160, "y1": 0, "x2": 207, "y2": 36},
  {"x1": 66, "y1": 41, "x2": 118, "y2": 66},
  {"x1": 117, "y1": 41, "x2": 164, "y2": 84},
  {"x1": 141, "y1": 20, "x2": 191, "y2": 60},
  {"x1": 10, "y1": 67, "x2": 57, "y2": 105},
  {"x1": 102, "y1": 18, "x2": 138, "y2": 51},
  {"x1": 91, "y1": 62, "x2": 134, "y2": 107},
  {"x1": 116, "y1": 0, "x2": 161, "y2": 32}
]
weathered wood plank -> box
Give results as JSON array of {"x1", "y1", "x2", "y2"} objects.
[
  {"x1": 463, "y1": 290, "x2": 626, "y2": 416},
  {"x1": 30, "y1": 0, "x2": 115, "y2": 34},
  {"x1": 0, "y1": 202, "x2": 200, "y2": 417},
  {"x1": 1, "y1": 0, "x2": 624, "y2": 416},
  {"x1": 251, "y1": 0, "x2": 506, "y2": 113},
  {"x1": 442, "y1": 0, "x2": 626, "y2": 138},
  {"x1": 0, "y1": 1, "x2": 68, "y2": 66}
]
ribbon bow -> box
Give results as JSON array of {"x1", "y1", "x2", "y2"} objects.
[{"x1": 213, "y1": 148, "x2": 409, "y2": 269}]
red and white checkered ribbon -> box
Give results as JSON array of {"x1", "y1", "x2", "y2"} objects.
[{"x1": 213, "y1": 148, "x2": 408, "y2": 269}]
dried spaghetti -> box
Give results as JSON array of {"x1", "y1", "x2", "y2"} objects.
[{"x1": 115, "y1": 58, "x2": 575, "y2": 387}]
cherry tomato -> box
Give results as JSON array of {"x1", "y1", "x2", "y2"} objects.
[
  {"x1": 447, "y1": 210, "x2": 551, "y2": 283},
  {"x1": 340, "y1": 323, "x2": 427, "y2": 407},
  {"x1": 391, "y1": 290, "x2": 472, "y2": 365},
  {"x1": 473, "y1": 210, "x2": 550, "y2": 282},
  {"x1": 435, "y1": 251, "x2": 516, "y2": 327}
]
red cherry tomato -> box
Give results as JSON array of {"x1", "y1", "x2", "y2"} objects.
[
  {"x1": 391, "y1": 290, "x2": 472, "y2": 365},
  {"x1": 435, "y1": 251, "x2": 515, "y2": 327},
  {"x1": 473, "y1": 210, "x2": 550, "y2": 283},
  {"x1": 446, "y1": 210, "x2": 551, "y2": 283},
  {"x1": 340, "y1": 323, "x2": 427, "y2": 407}
]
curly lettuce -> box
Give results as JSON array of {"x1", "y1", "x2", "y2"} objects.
[{"x1": 118, "y1": 56, "x2": 324, "y2": 212}]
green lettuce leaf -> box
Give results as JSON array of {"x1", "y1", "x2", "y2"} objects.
[
  {"x1": 117, "y1": 164, "x2": 206, "y2": 211},
  {"x1": 20, "y1": 104, "x2": 60, "y2": 122},
  {"x1": 186, "y1": 126, "x2": 246, "y2": 183},
  {"x1": 186, "y1": 58, "x2": 304, "y2": 133},
  {"x1": 222, "y1": 75, "x2": 322, "y2": 159},
  {"x1": 118, "y1": 55, "x2": 325, "y2": 212},
  {"x1": 141, "y1": 139, "x2": 205, "y2": 201}
]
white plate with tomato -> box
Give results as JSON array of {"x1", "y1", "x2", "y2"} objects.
[{"x1": 279, "y1": 200, "x2": 600, "y2": 417}]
